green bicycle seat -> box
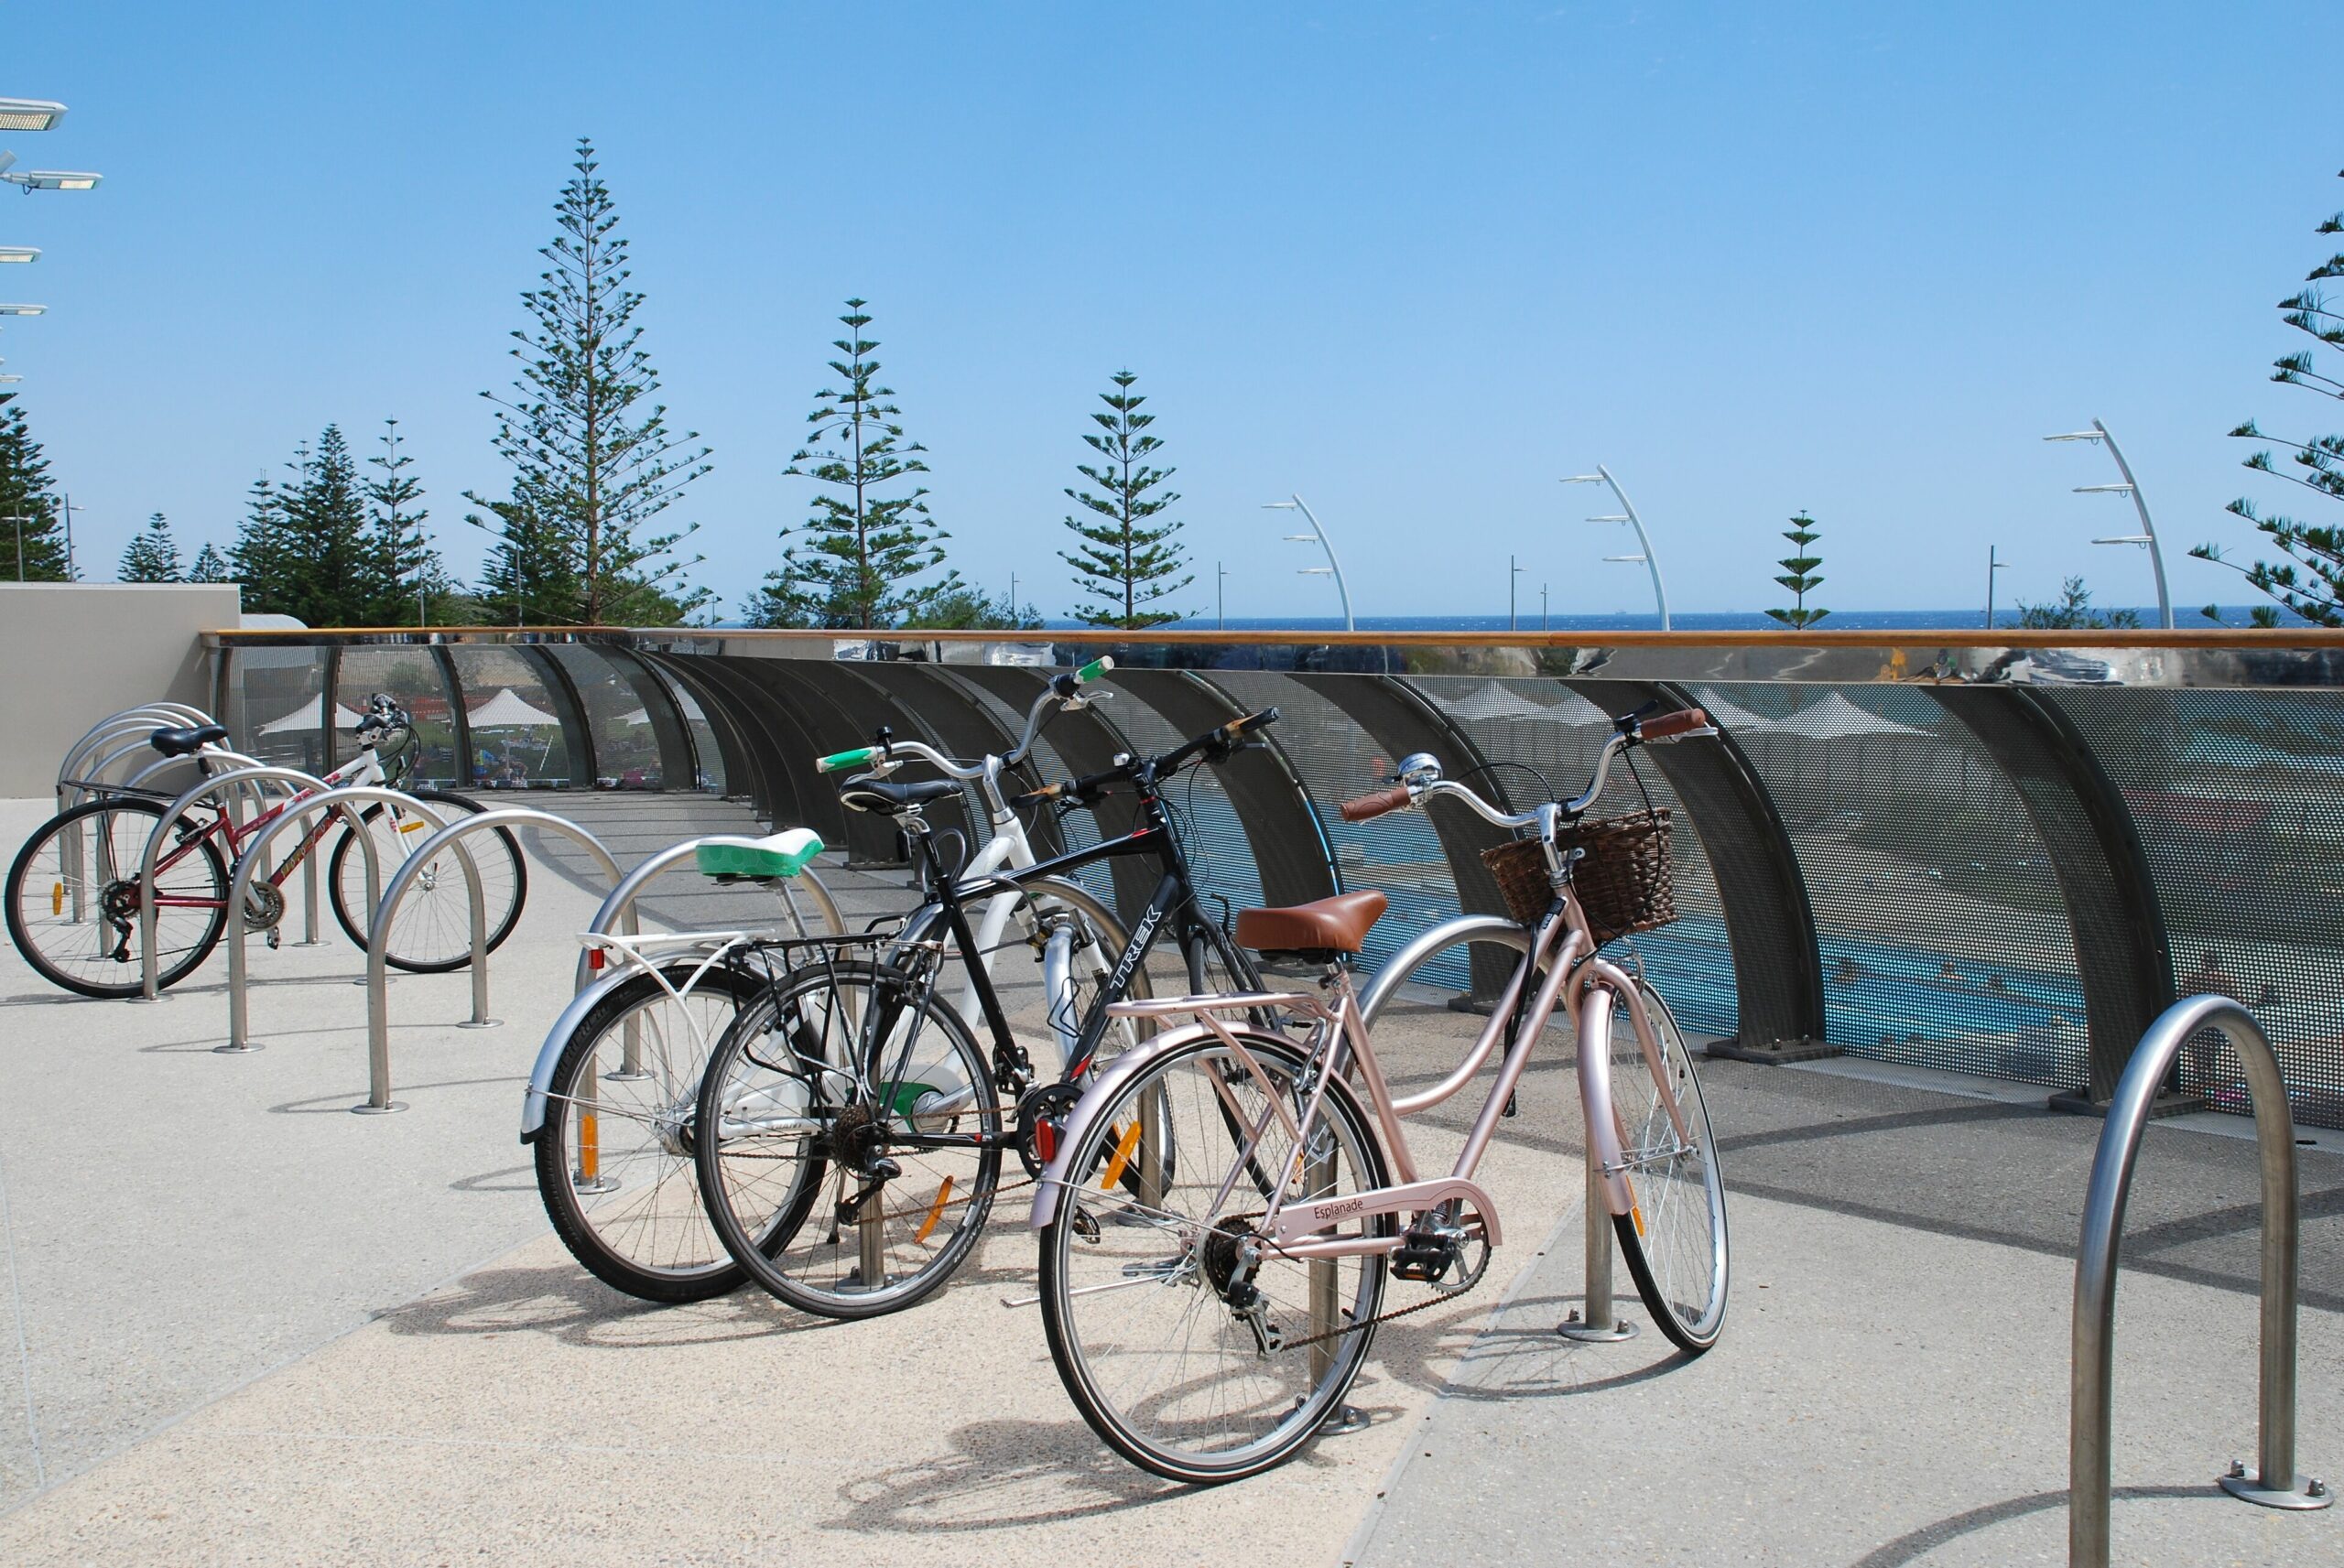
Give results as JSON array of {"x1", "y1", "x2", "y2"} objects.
[{"x1": 694, "y1": 827, "x2": 825, "y2": 880}]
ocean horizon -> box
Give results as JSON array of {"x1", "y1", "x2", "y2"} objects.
[{"x1": 1029, "y1": 606, "x2": 2295, "y2": 633}]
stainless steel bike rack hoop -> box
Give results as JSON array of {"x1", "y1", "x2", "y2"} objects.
[
  {"x1": 580, "y1": 837, "x2": 847, "y2": 1076},
  {"x1": 363, "y1": 807, "x2": 621, "y2": 1115},
  {"x1": 136, "y1": 763, "x2": 333, "y2": 1000},
  {"x1": 220, "y1": 786, "x2": 488, "y2": 1054},
  {"x1": 2070, "y1": 993, "x2": 2331, "y2": 1567}
]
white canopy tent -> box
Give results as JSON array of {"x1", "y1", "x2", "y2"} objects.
[
  {"x1": 467, "y1": 687, "x2": 562, "y2": 729},
  {"x1": 256, "y1": 696, "x2": 367, "y2": 735}
]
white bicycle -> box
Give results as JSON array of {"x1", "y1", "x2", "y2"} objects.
[{"x1": 520, "y1": 659, "x2": 1136, "y2": 1303}]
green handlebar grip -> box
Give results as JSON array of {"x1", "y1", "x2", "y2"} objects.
[
  {"x1": 1075, "y1": 655, "x2": 1113, "y2": 684},
  {"x1": 816, "y1": 745, "x2": 878, "y2": 773}
]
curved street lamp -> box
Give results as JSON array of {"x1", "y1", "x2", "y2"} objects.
[
  {"x1": 1562, "y1": 465, "x2": 1671, "y2": 630},
  {"x1": 1263, "y1": 494, "x2": 1354, "y2": 632},
  {"x1": 2044, "y1": 419, "x2": 2173, "y2": 630}
]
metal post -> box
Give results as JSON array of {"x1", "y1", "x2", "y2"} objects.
[
  {"x1": 1560, "y1": 986, "x2": 1637, "y2": 1342},
  {"x1": 1987, "y1": 545, "x2": 2011, "y2": 630},
  {"x1": 2070, "y1": 995, "x2": 2328, "y2": 1568}
]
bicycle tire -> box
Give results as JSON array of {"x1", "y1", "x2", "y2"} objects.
[
  {"x1": 534, "y1": 964, "x2": 765, "y2": 1303},
  {"x1": 697, "y1": 959, "x2": 1003, "y2": 1320},
  {"x1": 1606, "y1": 979, "x2": 1728, "y2": 1354},
  {"x1": 5, "y1": 797, "x2": 230, "y2": 999},
  {"x1": 325, "y1": 790, "x2": 526, "y2": 971},
  {"x1": 1040, "y1": 1030, "x2": 1391, "y2": 1484}
]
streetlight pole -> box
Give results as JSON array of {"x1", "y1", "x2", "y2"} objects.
[
  {"x1": 1264, "y1": 495, "x2": 1353, "y2": 632},
  {"x1": 1217, "y1": 560, "x2": 1227, "y2": 632},
  {"x1": 2044, "y1": 419, "x2": 2174, "y2": 630},
  {"x1": 1563, "y1": 464, "x2": 1670, "y2": 629},
  {"x1": 1541, "y1": 582, "x2": 1549, "y2": 632},
  {"x1": 5, "y1": 514, "x2": 32, "y2": 580},
  {"x1": 1986, "y1": 545, "x2": 2012, "y2": 630},
  {"x1": 60, "y1": 492, "x2": 81, "y2": 580},
  {"x1": 1509, "y1": 554, "x2": 1523, "y2": 632}
]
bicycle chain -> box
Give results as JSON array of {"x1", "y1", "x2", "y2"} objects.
[{"x1": 1274, "y1": 1259, "x2": 1485, "y2": 1354}]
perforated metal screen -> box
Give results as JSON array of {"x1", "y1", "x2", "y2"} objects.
[{"x1": 2052, "y1": 689, "x2": 2344, "y2": 1126}]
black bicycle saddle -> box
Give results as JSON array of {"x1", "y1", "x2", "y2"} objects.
[
  {"x1": 148, "y1": 724, "x2": 231, "y2": 757},
  {"x1": 839, "y1": 777, "x2": 958, "y2": 816}
]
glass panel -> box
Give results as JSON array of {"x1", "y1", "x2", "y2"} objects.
[
  {"x1": 543, "y1": 645, "x2": 664, "y2": 790},
  {"x1": 225, "y1": 646, "x2": 331, "y2": 776},
  {"x1": 1691, "y1": 683, "x2": 2086, "y2": 1087},
  {"x1": 329, "y1": 646, "x2": 461, "y2": 787},
  {"x1": 444, "y1": 644, "x2": 582, "y2": 791}
]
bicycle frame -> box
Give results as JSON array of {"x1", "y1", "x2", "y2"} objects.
[
  {"x1": 1030, "y1": 883, "x2": 1695, "y2": 1246},
  {"x1": 142, "y1": 747, "x2": 390, "y2": 913},
  {"x1": 876, "y1": 786, "x2": 1256, "y2": 1151}
]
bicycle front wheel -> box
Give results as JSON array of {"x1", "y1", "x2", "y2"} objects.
[
  {"x1": 5, "y1": 797, "x2": 229, "y2": 998},
  {"x1": 327, "y1": 791, "x2": 526, "y2": 970},
  {"x1": 1040, "y1": 1032, "x2": 1390, "y2": 1484},
  {"x1": 697, "y1": 960, "x2": 1002, "y2": 1319},
  {"x1": 534, "y1": 964, "x2": 763, "y2": 1303},
  {"x1": 1607, "y1": 979, "x2": 1728, "y2": 1353}
]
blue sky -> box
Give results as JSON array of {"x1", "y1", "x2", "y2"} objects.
[{"x1": 3, "y1": 1, "x2": 2336, "y2": 620}]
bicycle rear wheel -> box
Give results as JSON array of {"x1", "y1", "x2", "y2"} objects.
[
  {"x1": 5, "y1": 797, "x2": 229, "y2": 998},
  {"x1": 533, "y1": 964, "x2": 763, "y2": 1303},
  {"x1": 327, "y1": 791, "x2": 526, "y2": 970},
  {"x1": 1607, "y1": 979, "x2": 1728, "y2": 1353},
  {"x1": 696, "y1": 959, "x2": 1001, "y2": 1319},
  {"x1": 1040, "y1": 1032, "x2": 1390, "y2": 1484}
]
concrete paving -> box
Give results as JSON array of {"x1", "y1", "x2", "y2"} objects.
[{"x1": 0, "y1": 790, "x2": 2338, "y2": 1566}]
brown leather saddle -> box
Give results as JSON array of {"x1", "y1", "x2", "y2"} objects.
[{"x1": 1233, "y1": 890, "x2": 1388, "y2": 963}]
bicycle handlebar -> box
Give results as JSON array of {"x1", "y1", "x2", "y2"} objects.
[
  {"x1": 1363, "y1": 706, "x2": 1716, "y2": 831},
  {"x1": 1338, "y1": 784, "x2": 1411, "y2": 822},
  {"x1": 1012, "y1": 706, "x2": 1281, "y2": 809},
  {"x1": 816, "y1": 657, "x2": 1118, "y2": 782}
]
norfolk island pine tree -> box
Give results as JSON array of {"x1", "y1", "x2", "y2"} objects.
[{"x1": 1059, "y1": 370, "x2": 1193, "y2": 630}]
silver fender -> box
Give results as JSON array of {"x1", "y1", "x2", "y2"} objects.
[
  {"x1": 1028, "y1": 1019, "x2": 1234, "y2": 1231},
  {"x1": 518, "y1": 962, "x2": 657, "y2": 1142},
  {"x1": 1355, "y1": 913, "x2": 1531, "y2": 1024}
]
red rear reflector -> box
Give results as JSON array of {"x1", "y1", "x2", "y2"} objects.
[
  {"x1": 1035, "y1": 1119, "x2": 1058, "y2": 1164},
  {"x1": 587, "y1": 949, "x2": 604, "y2": 971}
]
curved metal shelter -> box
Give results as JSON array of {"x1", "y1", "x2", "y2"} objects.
[{"x1": 207, "y1": 624, "x2": 2344, "y2": 1130}]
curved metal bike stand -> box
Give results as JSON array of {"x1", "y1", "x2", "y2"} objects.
[
  {"x1": 136, "y1": 763, "x2": 333, "y2": 1000},
  {"x1": 221, "y1": 786, "x2": 491, "y2": 1054},
  {"x1": 579, "y1": 838, "x2": 848, "y2": 1077},
  {"x1": 364, "y1": 808, "x2": 622, "y2": 1115},
  {"x1": 57, "y1": 703, "x2": 214, "y2": 792},
  {"x1": 2071, "y1": 994, "x2": 2331, "y2": 1567}
]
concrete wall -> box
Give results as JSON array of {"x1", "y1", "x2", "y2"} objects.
[{"x1": 0, "y1": 583, "x2": 240, "y2": 797}]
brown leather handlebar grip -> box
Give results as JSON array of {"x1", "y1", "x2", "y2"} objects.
[
  {"x1": 1339, "y1": 785, "x2": 1412, "y2": 822},
  {"x1": 1642, "y1": 707, "x2": 1709, "y2": 740}
]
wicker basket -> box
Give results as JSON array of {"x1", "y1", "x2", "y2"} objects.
[{"x1": 1480, "y1": 808, "x2": 1677, "y2": 938}]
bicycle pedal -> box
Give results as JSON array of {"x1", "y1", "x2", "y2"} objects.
[
  {"x1": 1503, "y1": 1091, "x2": 1517, "y2": 1119},
  {"x1": 265, "y1": 929, "x2": 281, "y2": 951}
]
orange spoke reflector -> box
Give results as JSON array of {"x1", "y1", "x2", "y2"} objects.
[
  {"x1": 1626, "y1": 1178, "x2": 1645, "y2": 1238},
  {"x1": 51, "y1": 881, "x2": 64, "y2": 916},
  {"x1": 1100, "y1": 1120, "x2": 1145, "y2": 1191},
  {"x1": 397, "y1": 818, "x2": 425, "y2": 834},
  {"x1": 581, "y1": 1112, "x2": 599, "y2": 1183},
  {"x1": 915, "y1": 1175, "x2": 956, "y2": 1244}
]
